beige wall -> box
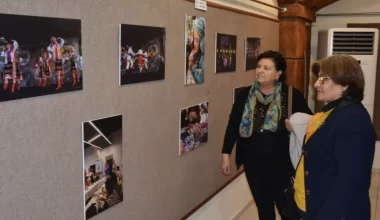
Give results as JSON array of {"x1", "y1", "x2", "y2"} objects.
[{"x1": 310, "y1": 0, "x2": 380, "y2": 168}]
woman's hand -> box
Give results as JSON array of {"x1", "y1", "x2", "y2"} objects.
[
  {"x1": 285, "y1": 118, "x2": 293, "y2": 132},
  {"x1": 220, "y1": 154, "x2": 231, "y2": 176}
]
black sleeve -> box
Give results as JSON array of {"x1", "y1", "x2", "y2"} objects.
[
  {"x1": 221, "y1": 88, "x2": 249, "y2": 155},
  {"x1": 292, "y1": 87, "x2": 313, "y2": 115}
]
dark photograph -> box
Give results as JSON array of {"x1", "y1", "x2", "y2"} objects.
[
  {"x1": 119, "y1": 24, "x2": 165, "y2": 85},
  {"x1": 245, "y1": 37, "x2": 261, "y2": 71},
  {"x1": 215, "y1": 33, "x2": 237, "y2": 73},
  {"x1": 0, "y1": 13, "x2": 83, "y2": 102}
]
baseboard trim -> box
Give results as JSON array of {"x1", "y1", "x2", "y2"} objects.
[
  {"x1": 180, "y1": 169, "x2": 245, "y2": 220},
  {"x1": 232, "y1": 200, "x2": 254, "y2": 220}
]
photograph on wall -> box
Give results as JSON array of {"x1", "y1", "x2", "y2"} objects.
[
  {"x1": 82, "y1": 115, "x2": 123, "y2": 220},
  {"x1": 119, "y1": 24, "x2": 165, "y2": 85},
  {"x1": 245, "y1": 37, "x2": 261, "y2": 71},
  {"x1": 233, "y1": 85, "x2": 249, "y2": 104},
  {"x1": 0, "y1": 13, "x2": 83, "y2": 103},
  {"x1": 185, "y1": 15, "x2": 205, "y2": 85},
  {"x1": 215, "y1": 33, "x2": 237, "y2": 73},
  {"x1": 179, "y1": 102, "x2": 208, "y2": 155}
]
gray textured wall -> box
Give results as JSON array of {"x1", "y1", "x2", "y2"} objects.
[{"x1": 0, "y1": 0, "x2": 279, "y2": 219}]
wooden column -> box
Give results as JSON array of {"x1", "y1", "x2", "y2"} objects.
[
  {"x1": 277, "y1": 1, "x2": 315, "y2": 95},
  {"x1": 276, "y1": 0, "x2": 341, "y2": 96}
]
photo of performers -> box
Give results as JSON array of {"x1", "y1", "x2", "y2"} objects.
[
  {"x1": 215, "y1": 33, "x2": 237, "y2": 73},
  {"x1": 245, "y1": 37, "x2": 261, "y2": 71},
  {"x1": 82, "y1": 115, "x2": 123, "y2": 220},
  {"x1": 180, "y1": 102, "x2": 208, "y2": 155},
  {"x1": 0, "y1": 13, "x2": 82, "y2": 102},
  {"x1": 185, "y1": 15, "x2": 205, "y2": 85},
  {"x1": 119, "y1": 24, "x2": 165, "y2": 85}
]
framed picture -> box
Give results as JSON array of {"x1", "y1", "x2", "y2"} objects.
[
  {"x1": 82, "y1": 115, "x2": 123, "y2": 220},
  {"x1": 0, "y1": 13, "x2": 83, "y2": 102},
  {"x1": 185, "y1": 15, "x2": 205, "y2": 85},
  {"x1": 95, "y1": 160, "x2": 103, "y2": 174},
  {"x1": 119, "y1": 24, "x2": 166, "y2": 85},
  {"x1": 244, "y1": 37, "x2": 261, "y2": 71},
  {"x1": 180, "y1": 101, "x2": 208, "y2": 155},
  {"x1": 215, "y1": 33, "x2": 237, "y2": 73}
]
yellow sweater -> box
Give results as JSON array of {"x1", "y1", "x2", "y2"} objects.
[
  {"x1": 294, "y1": 155, "x2": 306, "y2": 211},
  {"x1": 294, "y1": 108, "x2": 334, "y2": 212}
]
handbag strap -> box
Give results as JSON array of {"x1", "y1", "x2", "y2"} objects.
[
  {"x1": 288, "y1": 85, "x2": 293, "y2": 118},
  {"x1": 290, "y1": 136, "x2": 305, "y2": 180}
]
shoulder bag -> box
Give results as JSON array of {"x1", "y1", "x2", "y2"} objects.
[{"x1": 280, "y1": 85, "x2": 302, "y2": 220}]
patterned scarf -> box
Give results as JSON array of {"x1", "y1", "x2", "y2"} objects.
[{"x1": 239, "y1": 81, "x2": 282, "y2": 137}]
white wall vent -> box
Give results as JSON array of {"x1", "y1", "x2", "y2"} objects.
[{"x1": 332, "y1": 31, "x2": 375, "y2": 55}]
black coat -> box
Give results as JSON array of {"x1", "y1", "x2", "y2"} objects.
[
  {"x1": 300, "y1": 97, "x2": 376, "y2": 220},
  {"x1": 222, "y1": 84, "x2": 312, "y2": 170}
]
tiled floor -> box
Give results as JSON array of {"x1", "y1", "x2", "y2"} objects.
[{"x1": 234, "y1": 171, "x2": 380, "y2": 220}]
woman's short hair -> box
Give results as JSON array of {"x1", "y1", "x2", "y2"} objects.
[
  {"x1": 311, "y1": 54, "x2": 365, "y2": 101},
  {"x1": 257, "y1": 50, "x2": 287, "y2": 82}
]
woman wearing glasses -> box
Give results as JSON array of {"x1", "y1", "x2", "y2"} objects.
[
  {"x1": 220, "y1": 50, "x2": 312, "y2": 220},
  {"x1": 293, "y1": 54, "x2": 376, "y2": 220}
]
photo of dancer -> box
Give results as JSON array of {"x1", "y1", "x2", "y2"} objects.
[
  {"x1": 215, "y1": 33, "x2": 237, "y2": 73},
  {"x1": 180, "y1": 102, "x2": 208, "y2": 155},
  {"x1": 0, "y1": 13, "x2": 82, "y2": 102},
  {"x1": 245, "y1": 37, "x2": 261, "y2": 71},
  {"x1": 185, "y1": 15, "x2": 205, "y2": 85},
  {"x1": 82, "y1": 115, "x2": 123, "y2": 220},
  {"x1": 119, "y1": 24, "x2": 165, "y2": 85}
]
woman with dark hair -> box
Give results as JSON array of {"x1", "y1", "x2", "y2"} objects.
[
  {"x1": 293, "y1": 54, "x2": 376, "y2": 220},
  {"x1": 220, "y1": 50, "x2": 312, "y2": 220}
]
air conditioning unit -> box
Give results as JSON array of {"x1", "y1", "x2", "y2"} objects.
[{"x1": 316, "y1": 28, "x2": 379, "y2": 120}]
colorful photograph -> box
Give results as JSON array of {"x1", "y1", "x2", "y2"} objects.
[
  {"x1": 82, "y1": 115, "x2": 123, "y2": 220},
  {"x1": 215, "y1": 33, "x2": 237, "y2": 73},
  {"x1": 245, "y1": 37, "x2": 261, "y2": 71},
  {"x1": 185, "y1": 15, "x2": 205, "y2": 85},
  {"x1": 180, "y1": 102, "x2": 209, "y2": 155},
  {"x1": 119, "y1": 24, "x2": 166, "y2": 85},
  {"x1": 0, "y1": 13, "x2": 83, "y2": 102},
  {"x1": 233, "y1": 85, "x2": 249, "y2": 104}
]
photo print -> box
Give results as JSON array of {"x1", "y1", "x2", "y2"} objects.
[
  {"x1": 245, "y1": 37, "x2": 261, "y2": 71},
  {"x1": 82, "y1": 115, "x2": 123, "y2": 220},
  {"x1": 0, "y1": 13, "x2": 83, "y2": 102},
  {"x1": 180, "y1": 102, "x2": 208, "y2": 155},
  {"x1": 233, "y1": 85, "x2": 249, "y2": 104},
  {"x1": 215, "y1": 33, "x2": 237, "y2": 73},
  {"x1": 185, "y1": 15, "x2": 205, "y2": 85},
  {"x1": 119, "y1": 24, "x2": 166, "y2": 85}
]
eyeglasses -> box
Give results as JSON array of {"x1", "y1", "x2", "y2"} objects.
[{"x1": 317, "y1": 76, "x2": 330, "y2": 85}]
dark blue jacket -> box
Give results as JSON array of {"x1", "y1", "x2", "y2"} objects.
[{"x1": 301, "y1": 97, "x2": 376, "y2": 220}]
